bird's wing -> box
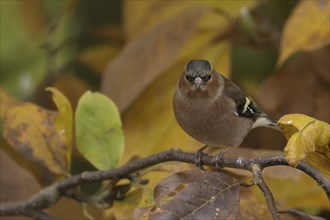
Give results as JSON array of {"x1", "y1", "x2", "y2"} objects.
[{"x1": 223, "y1": 78, "x2": 262, "y2": 121}]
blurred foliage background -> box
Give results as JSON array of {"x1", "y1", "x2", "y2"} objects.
[{"x1": 1, "y1": 0, "x2": 329, "y2": 219}]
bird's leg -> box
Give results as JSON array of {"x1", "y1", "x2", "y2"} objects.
[
  {"x1": 195, "y1": 145, "x2": 209, "y2": 170},
  {"x1": 212, "y1": 146, "x2": 232, "y2": 168}
]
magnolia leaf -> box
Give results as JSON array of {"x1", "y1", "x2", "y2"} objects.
[
  {"x1": 3, "y1": 103, "x2": 68, "y2": 175},
  {"x1": 75, "y1": 91, "x2": 124, "y2": 170},
  {"x1": 278, "y1": 114, "x2": 330, "y2": 166},
  {"x1": 46, "y1": 87, "x2": 73, "y2": 168},
  {"x1": 278, "y1": 0, "x2": 330, "y2": 65}
]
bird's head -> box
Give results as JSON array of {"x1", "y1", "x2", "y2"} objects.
[{"x1": 184, "y1": 59, "x2": 213, "y2": 89}]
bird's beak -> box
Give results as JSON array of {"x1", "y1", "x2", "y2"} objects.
[{"x1": 193, "y1": 77, "x2": 203, "y2": 88}]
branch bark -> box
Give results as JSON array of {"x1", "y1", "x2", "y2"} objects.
[{"x1": 1, "y1": 149, "x2": 329, "y2": 219}]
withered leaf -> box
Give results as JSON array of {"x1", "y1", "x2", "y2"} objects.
[
  {"x1": 3, "y1": 103, "x2": 68, "y2": 175},
  {"x1": 139, "y1": 170, "x2": 240, "y2": 220}
]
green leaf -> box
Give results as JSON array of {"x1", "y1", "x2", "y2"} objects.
[{"x1": 75, "y1": 91, "x2": 124, "y2": 170}]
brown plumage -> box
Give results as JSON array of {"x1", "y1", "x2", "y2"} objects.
[{"x1": 173, "y1": 59, "x2": 277, "y2": 148}]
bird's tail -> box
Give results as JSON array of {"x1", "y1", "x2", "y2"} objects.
[{"x1": 252, "y1": 113, "x2": 281, "y2": 131}]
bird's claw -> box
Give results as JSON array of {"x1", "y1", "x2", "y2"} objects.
[
  {"x1": 194, "y1": 145, "x2": 209, "y2": 170},
  {"x1": 212, "y1": 151, "x2": 225, "y2": 168},
  {"x1": 195, "y1": 151, "x2": 206, "y2": 170}
]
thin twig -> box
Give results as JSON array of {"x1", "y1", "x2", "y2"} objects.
[
  {"x1": 278, "y1": 208, "x2": 320, "y2": 220},
  {"x1": 252, "y1": 164, "x2": 280, "y2": 220}
]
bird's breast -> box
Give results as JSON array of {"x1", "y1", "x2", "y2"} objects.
[{"x1": 173, "y1": 93, "x2": 253, "y2": 147}]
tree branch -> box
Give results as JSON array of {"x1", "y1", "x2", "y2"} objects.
[
  {"x1": 252, "y1": 164, "x2": 280, "y2": 220},
  {"x1": 1, "y1": 149, "x2": 329, "y2": 219},
  {"x1": 278, "y1": 208, "x2": 326, "y2": 220}
]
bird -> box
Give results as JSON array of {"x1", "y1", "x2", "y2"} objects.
[{"x1": 173, "y1": 59, "x2": 279, "y2": 167}]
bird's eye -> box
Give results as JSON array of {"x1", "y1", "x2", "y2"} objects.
[
  {"x1": 185, "y1": 75, "x2": 194, "y2": 82},
  {"x1": 202, "y1": 75, "x2": 211, "y2": 82}
]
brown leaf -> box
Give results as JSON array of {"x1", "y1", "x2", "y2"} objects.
[
  {"x1": 138, "y1": 170, "x2": 240, "y2": 220},
  {"x1": 101, "y1": 7, "x2": 213, "y2": 112},
  {"x1": 0, "y1": 146, "x2": 42, "y2": 220},
  {"x1": 257, "y1": 45, "x2": 330, "y2": 123},
  {"x1": 0, "y1": 148, "x2": 41, "y2": 202},
  {"x1": 3, "y1": 103, "x2": 68, "y2": 175}
]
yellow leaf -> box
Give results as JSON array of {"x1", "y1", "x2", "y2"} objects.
[
  {"x1": 3, "y1": 103, "x2": 68, "y2": 175},
  {"x1": 123, "y1": 0, "x2": 257, "y2": 39},
  {"x1": 278, "y1": 0, "x2": 330, "y2": 65},
  {"x1": 278, "y1": 114, "x2": 330, "y2": 166},
  {"x1": 104, "y1": 188, "x2": 152, "y2": 220},
  {"x1": 305, "y1": 152, "x2": 330, "y2": 180},
  {"x1": 46, "y1": 87, "x2": 73, "y2": 168},
  {"x1": 249, "y1": 166, "x2": 329, "y2": 210}
]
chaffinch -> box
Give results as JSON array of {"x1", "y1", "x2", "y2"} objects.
[{"x1": 173, "y1": 59, "x2": 278, "y2": 166}]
